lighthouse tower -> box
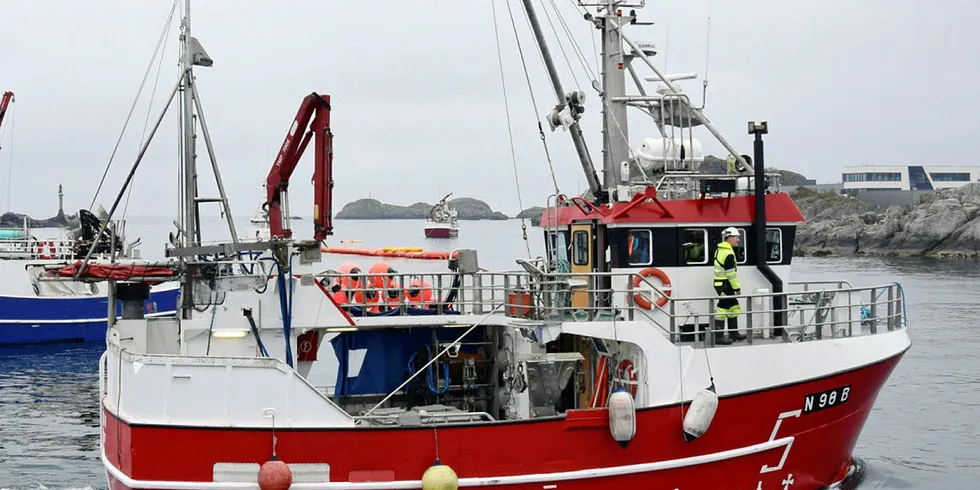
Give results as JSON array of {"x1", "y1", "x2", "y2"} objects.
[{"x1": 57, "y1": 184, "x2": 64, "y2": 217}]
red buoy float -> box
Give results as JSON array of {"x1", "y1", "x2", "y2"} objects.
[{"x1": 258, "y1": 458, "x2": 292, "y2": 490}]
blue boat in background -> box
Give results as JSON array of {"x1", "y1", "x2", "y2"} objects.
[
  {"x1": 0, "y1": 208, "x2": 180, "y2": 345},
  {"x1": 0, "y1": 286, "x2": 180, "y2": 345}
]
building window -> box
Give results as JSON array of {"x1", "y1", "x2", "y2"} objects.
[
  {"x1": 573, "y1": 230, "x2": 589, "y2": 266},
  {"x1": 682, "y1": 229, "x2": 708, "y2": 264},
  {"x1": 842, "y1": 172, "x2": 902, "y2": 182},
  {"x1": 626, "y1": 229, "x2": 652, "y2": 266},
  {"x1": 930, "y1": 172, "x2": 970, "y2": 182},
  {"x1": 766, "y1": 228, "x2": 782, "y2": 263}
]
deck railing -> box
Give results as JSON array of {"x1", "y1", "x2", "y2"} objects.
[
  {"x1": 0, "y1": 237, "x2": 78, "y2": 260},
  {"x1": 313, "y1": 266, "x2": 906, "y2": 347}
]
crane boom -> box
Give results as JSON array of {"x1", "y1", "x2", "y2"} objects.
[
  {"x1": 0, "y1": 91, "x2": 13, "y2": 137},
  {"x1": 265, "y1": 92, "x2": 333, "y2": 241}
]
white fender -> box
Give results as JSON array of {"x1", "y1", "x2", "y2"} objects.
[
  {"x1": 682, "y1": 385, "x2": 719, "y2": 442},
  {"x1": 608, "y1": 387, "x2": 637, "y2": 448}
]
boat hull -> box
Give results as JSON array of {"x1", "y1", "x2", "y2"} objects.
[
  {"x1": 101, "y1": 349, "x2": 905, "y2": 490},
  {"x1": 424, "y1": 226, "x2": 458, "y2": 238},
  {"x1": 0, "y1": 288, "x2": 179, "y2": 345}
]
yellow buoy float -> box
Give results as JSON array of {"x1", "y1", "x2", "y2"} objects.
[{"x1": 421, "y1": 459, "x2": 458, "y2": 490}]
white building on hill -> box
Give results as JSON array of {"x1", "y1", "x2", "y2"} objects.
[{"x1": 841, "y1": 165, "x2": 980, "y2": 194}]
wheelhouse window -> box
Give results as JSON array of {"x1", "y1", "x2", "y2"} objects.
[
  {"x1": 734, "y1": 228, "x2": 747, "y2": 264},
  {"x1": 627, "y1": 229, "x2": 652, "y2": 266},
  {"x1": 572, "y1": 230, "x2": 589, "y2": 266},
  {"x1": 548, "y1": 232, "x2": 570, "y2": 267},
  {"x1": 682, "y1": 229, "x2": 708, "y2": 264},
  {"x1": 766, "y1": 228, "x2": 782, "y2": 263}
]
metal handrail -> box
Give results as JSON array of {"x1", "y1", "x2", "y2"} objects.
[{"x1": 314, "y1": 269, "x2": 906, "y2": 347}]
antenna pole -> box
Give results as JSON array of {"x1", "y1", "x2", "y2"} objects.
[
  {"x1": 612, "y1": 18, "x2": 754, "y2": 175},
  {"x1": 599, "y1": 1, "x2": 630, "y2": 194},
  {"x1": 701, "y1": 17, "x2": 711, "y2": 108}
]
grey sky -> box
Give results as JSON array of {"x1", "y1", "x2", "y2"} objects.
[{"x1": 1, "y1": 0, "x2": 977, "y2": 219}]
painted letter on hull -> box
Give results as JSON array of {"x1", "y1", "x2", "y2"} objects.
[{"x1": 101, "y1": 353, "x2": 904, "y2": 490}]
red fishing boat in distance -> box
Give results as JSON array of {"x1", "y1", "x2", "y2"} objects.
[{"x1": 424, "y1": 192, "x2": 459, "y2": 238}]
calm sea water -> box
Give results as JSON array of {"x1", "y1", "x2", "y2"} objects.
[{"x1": 0, "y1": 218, "x2": 976, "y2": 489}]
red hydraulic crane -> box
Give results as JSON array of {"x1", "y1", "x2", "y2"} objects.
[
  {"x1": 266, "y1": 92, "x2": 334, "y2": 241},
  {"x1": 0, "y1": 92, "x2": 13, "y2": 145}
]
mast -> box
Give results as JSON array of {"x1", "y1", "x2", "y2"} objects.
[
  {"x1": 173, "y1": 0, "x2": 241, "y2": 316},
  {"x1": 179, "y1": 0, "x2": 197, "y2": 316},
  {"x1": 598, "y1": 1, "x2": 630, "y2": 193},
  {"x1": 519, "y1": 0, "x2": 604, "y2": 203}
]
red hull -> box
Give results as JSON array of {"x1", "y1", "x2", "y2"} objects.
[
  {"x1": 424, "y1": 226, "x2": 457, "y2": 238},
  {"x1": 103, "y1": 352, "x2": 904, "y2": 490}
]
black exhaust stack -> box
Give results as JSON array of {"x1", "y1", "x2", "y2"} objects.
[{"x1": 749, "y1": 121, "x2": 786, "y2": 333}]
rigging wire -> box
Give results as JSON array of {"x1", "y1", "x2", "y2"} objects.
[
  {"x1": 89, "y1": 0, "x2": 180, "y2": 212},
  {"x1": 546, "y1": 0, "x2": 598, "y2": 85},
  {"x1": 536, "y1": 0, "x2": 581, "y2": 91},
  {"x1": 2, "y1": 102, "x2": 14, "y2": 213},
  {"x1": 564, "y1": 0, "x2": 600, "y2": 74},
  {"x1": 503, "y1": 0, "x2": 561, "y2": 195},
  {"x1": 122, "y1": 5, "x2": 176, "y2": 219},
  {"x1": 491, "y1": 0, "x2": 532, "y2": 257}
]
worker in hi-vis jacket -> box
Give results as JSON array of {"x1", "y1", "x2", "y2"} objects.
[{"x1": 713, "y1": 227, "x2": 748, "y2": 345}]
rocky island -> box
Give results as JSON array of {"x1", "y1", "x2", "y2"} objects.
[
  {"x1": 336, "y1": 197, "x2": 509, "y2": 221},
  {"x1": 0, "y1": 211, "x2": 77, "y2": 229},
  {"x1": 794, "y1": 183, "x2": 980, "y2": 258}
]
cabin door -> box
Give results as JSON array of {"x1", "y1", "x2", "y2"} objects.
[{"x1": 569, "y1": 222, "x2": 594, "y2": 309}]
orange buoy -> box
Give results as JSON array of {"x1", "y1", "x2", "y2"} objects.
[{"x1": 257, "y1": 458, "x2": 292, "y2": 490}]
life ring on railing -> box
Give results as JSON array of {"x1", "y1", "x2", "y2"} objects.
[
  {"x1": 36, "y1": 241, "x2": 57, "y2": 260},
  {"x1": 616, "y1": 359, "x2": 638, "y2": 398},
  {"x1": 632, "y1": 267, "x2": 671, "y2": 309}
]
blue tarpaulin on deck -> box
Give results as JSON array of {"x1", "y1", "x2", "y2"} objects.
[{"x1": 330, "y1": 328, "x2": 482, "y2": 397}]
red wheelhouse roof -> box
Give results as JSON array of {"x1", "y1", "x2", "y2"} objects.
[{"x1": 539, "y1": 190, "x2": 805, "y2": 227}]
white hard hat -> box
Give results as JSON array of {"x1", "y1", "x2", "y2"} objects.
[{"x1": 721, "y1": 227, "x2": 739, "y2": 239}]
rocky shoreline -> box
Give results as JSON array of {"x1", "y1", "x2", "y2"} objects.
[{"x1": 793, "y1": 183, "x2": 980, "y2": 259}]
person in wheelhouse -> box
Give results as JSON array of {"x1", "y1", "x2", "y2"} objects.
[{"x1": 713, "y1": 227, "x2": 748, "y2": 345}]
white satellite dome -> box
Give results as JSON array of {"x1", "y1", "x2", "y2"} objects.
[{"x1": 635, "y1": 136, "x2": 704, "y2": 172}]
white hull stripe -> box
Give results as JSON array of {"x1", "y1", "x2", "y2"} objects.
[
  {"x1": 103, "y1": 436, "x2": 794, "y2": 489},
  {"x1": 0, "y1": 311, "x2": 177, "y2": 324}
]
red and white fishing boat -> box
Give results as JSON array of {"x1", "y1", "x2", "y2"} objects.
[
  {"x1": 424, "y1": 193, "x2": 459, "y2": 238},
  {"x1": 45, "y1": 1, "x2": 909, "y2": 489}
]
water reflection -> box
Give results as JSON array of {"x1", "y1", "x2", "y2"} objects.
[{"x1": 0, "y1": 342, "x2": 104, "y2": 489}]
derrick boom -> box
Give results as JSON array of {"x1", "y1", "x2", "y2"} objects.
[
  {"x1": 0, "y1": 91, "x2": 13, "y2": 132},
  {"x1": 266, "y1": 92, "x2": 333, "y2": 241}
]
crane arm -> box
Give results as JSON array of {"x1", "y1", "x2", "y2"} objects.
[
  {"x1": 266, "y1": 92, "x2": 333, "y2": 241},
  {"x1": 0, "y1": 91, "x2": 13, "y2": 135}
]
